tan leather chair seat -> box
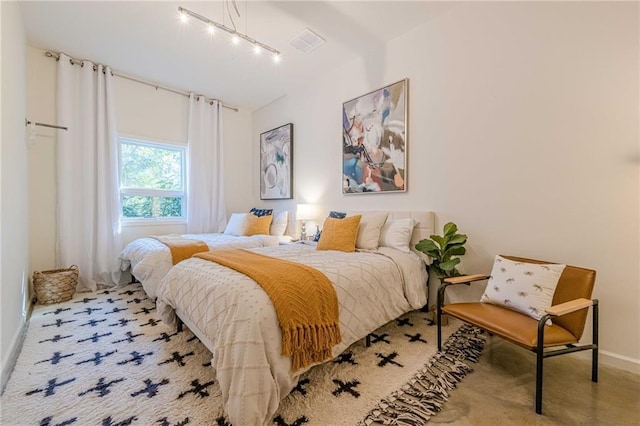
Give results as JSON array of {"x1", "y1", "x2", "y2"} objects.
[{"x1": 444, "y1": 302, "x2": 578, "y2": 349}]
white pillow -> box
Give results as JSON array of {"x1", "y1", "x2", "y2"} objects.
[
  {"x1": 270, "y1": 211, "x2": 289, "y2": 236},
  {"x1": 223, "y1": 213, "x2": 247, "y2": 236},
  {"x1": 355, "y1": 212, "x2": 388, "y2": 250},
  {"x1": 480, "y1": 255, "x2": 566, "y2": 322},
  {"x1": 378, "y1": 218, "x2": 416, "y2": 253}
]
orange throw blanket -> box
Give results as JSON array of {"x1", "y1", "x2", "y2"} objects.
[
  {"x1": 195, "y1": 249, "x2": 342, "y2": 371},
  {"x1": 152, "y1": 235, "x2": 210, "y2": 265}
]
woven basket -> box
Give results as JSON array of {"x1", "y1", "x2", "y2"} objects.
[{"x1": 33, "y1": 265, "x2": 78, "y2": 305}]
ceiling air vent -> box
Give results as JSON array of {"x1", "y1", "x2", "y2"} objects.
[{"x1": 289, "y1": 28, "x2": 326, "y2": 54}]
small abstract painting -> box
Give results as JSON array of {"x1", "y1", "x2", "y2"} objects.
[
  {"x1": 260, "y1": 123, "x2": 293, "y2": 200},
  {"x1": 342, "y1": 79, "x2": 408, "y2": 194}
]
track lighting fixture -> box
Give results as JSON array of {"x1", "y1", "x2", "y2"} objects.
[{"x1": 178, "y1": 6, "x2": 281, "y2": 63}]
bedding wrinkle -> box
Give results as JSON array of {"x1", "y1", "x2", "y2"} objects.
[
  {"x1": 152, "y1": 234, "x2": 209, "y2": 265},
  {"x1": 195, "y1": 249, "x2": 342, "y2": 371}
]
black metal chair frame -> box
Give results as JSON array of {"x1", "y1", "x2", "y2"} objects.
[{"x1": 437, "y1": 278, "x2": 599, "y2": 414}]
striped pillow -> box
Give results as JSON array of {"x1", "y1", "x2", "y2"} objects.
[{"x1": 250, "y1": 208, "x2": 273, "y2": 217}]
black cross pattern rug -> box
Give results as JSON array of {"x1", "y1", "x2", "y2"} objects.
[{"x1": 1, "y1": 283, "x2": 485, "y2": 425}]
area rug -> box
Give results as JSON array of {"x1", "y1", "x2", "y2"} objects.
[{"x1": 1, "y1": 283, "x2": 485, "y2": 426}]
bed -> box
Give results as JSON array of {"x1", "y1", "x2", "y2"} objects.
[
  {"x1": 119, "y1": 233, "x2": 287, "y2": 299},
  {"x1": 155, "y1": 211, "x2": 435, "y2": 426}
]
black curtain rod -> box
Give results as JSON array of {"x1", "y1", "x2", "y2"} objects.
[{"x1": 25, "y1": 119, "x2": 68, "y2": 131}]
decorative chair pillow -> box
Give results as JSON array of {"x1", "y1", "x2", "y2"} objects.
[
  {"x1": 378, "y1": 218, "x2": 416, "y2": 253},
  {"x1": 223, "y1": 213, "x2": 248, "y2": 236},
  {"x1": 316, "y1": 215, "x2": 362, "y2": 252},
  {"x1": 480, "y1": 255, "x2": 566, "y2": 322}
]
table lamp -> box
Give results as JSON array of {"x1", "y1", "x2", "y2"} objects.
[{"x1": 296, "y1": 204, "x2": 315, "y2": 240}]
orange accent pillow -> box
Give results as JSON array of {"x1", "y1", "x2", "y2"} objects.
[
  {"x1": 316, "y1": 215, "x2": 362, "y2": 252},
  {"x1": 244, "y1": 214, "x2": 273, "y2": 236}
]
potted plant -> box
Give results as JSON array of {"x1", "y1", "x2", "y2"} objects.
[
  {"x1": 415, "y1": 222, "x2": 467, "y2": 279},
  {"x1": 415, "y1": 222, "x2": 467, "y2": 325}
]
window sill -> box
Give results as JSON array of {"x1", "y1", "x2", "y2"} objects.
[{"x1": 121, "y1": 218, "x2": 187, "y2": 227}]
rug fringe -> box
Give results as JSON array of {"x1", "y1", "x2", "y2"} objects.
[{"x1": 359, "y1": 324, "x2": 486, "y2": 426}]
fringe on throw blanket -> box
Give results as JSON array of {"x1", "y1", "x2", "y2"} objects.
[
  {"x1": 281, "y1": 323, "x2": 342, "y2": 371},
  {"x1": 359, "y1": 324, "x2": 486, "y2": 426}
]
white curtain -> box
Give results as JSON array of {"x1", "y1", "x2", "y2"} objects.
[
  {"x1": 186, "y1": 94, "x2": 226, "y2": 233},
  {"x1": 56, "y1": 53, "x2": 122, "y2": 292}
]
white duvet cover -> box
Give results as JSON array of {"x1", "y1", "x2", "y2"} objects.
[
  {"x1": 119, "y1": 233, "x2": 282, "y2": 299},
  {"x1": 155, "y1": 243, "x2": 427, "y2": 426}
]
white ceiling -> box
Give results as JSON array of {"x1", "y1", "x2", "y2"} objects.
[{"x1": 19, "y1": 1, "x2": 453, "y2": 111}]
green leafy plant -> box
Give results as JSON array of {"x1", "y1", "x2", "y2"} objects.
[{"x1": 415, "y1": 222, "x2": 467, "y2": 278}]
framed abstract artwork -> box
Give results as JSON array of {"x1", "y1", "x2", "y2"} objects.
[
  {"x1": 342, "y1": 79, "x2": 408, "y2": 194},
  {"x1": 260, "y1": 123, "x2": 293, "y2": 200}
]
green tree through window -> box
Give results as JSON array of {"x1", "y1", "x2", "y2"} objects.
[{"x1": 119, "y1": 137, "x2": 185, "y2": 219}]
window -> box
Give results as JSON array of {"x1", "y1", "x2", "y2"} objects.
[{"x1": 119, "y1": 137, "x2": 186, "y2": 221}]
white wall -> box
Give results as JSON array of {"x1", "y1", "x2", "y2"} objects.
[
  {"x1": 253, "y1": 2, "x2": 640, "y2": 372},
  {"x1": 26, "y1": 46, "x2": 56, "y2": 275},
  {"x1": 26, "y1": 46, "x2": 255, "y2": 273},
  {"x1": 1, "y1": 1, "x2": 29, "y2": 391}
]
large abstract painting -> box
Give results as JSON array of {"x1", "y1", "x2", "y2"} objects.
[
  {"x1": 260, "y1": 123, "x2": 293, "y2": 200},
  {"x1": 342, "y1": 79, "x2": 408, "y2": 194}
]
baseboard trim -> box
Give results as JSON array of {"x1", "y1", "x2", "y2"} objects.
[
  {"x1": 571, "y1": 348, "x2": 640, "y2": 375},
  {"x1": 1, "y1": 306, "x2": 32, "y2": 395},
  {"x1": 599, "y1": 350, "x2": 640, "y2": 374}
]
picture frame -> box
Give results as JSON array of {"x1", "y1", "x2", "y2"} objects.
[
  {"x1": 260, "y1": 123, "x2": 293, "y2": 200},
  {"x1": 342, "y1": 78, "x2": 408, "y2": 194}
]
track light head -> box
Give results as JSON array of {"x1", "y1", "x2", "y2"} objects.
[{"x1": 178, "y1": 8, "x2": 188, "y2": 23}]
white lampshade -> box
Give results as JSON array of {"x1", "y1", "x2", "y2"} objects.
[{"x1": 296, "y1": 204, "x2": 315, "y2": 221}]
